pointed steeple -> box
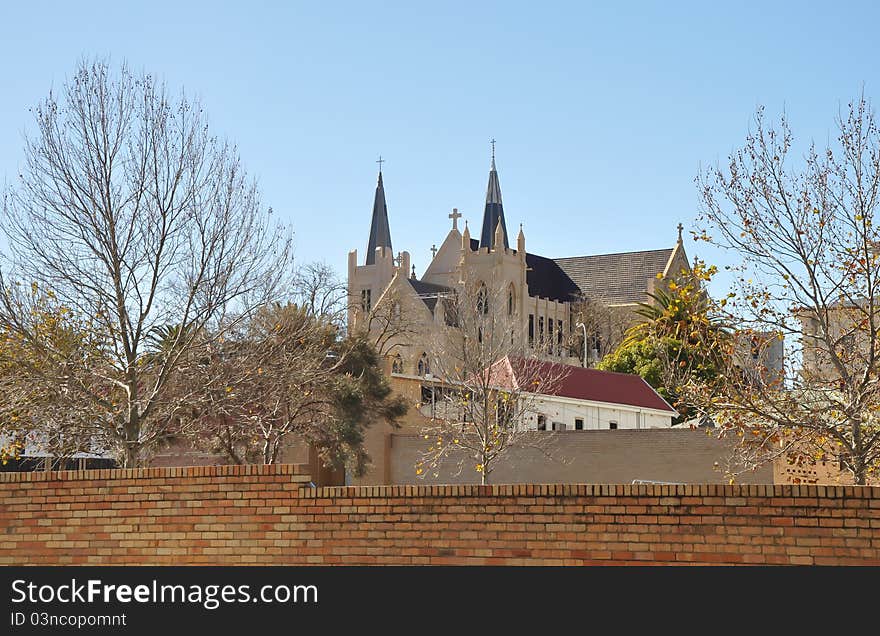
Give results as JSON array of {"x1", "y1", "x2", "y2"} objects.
[
  {"x1": 480, "y1": 141, "x2": 509, "y2": 250},
  {"x1": 365, "y1": 167, "x2": 393, "y2": 265},
  {"x1": 494, "y1": 217, "x2": 505, "y2": 249}
]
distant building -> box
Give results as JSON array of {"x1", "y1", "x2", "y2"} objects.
[
  {"x1": 484, "y1": 356, "x2": 677, "y2": 431},
  {"x1": 347, "y1": 147, "x2": 693, "y2": 375},
  {"x1": 733, "y1": 329, "x2": 785, "y2": 387},
  {"x1": 0, "y1": 433, "x2": 115, "y2": 472}
]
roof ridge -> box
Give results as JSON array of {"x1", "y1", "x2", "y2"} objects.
[
  {"x1": 506, "y1": 356, "x2": 676, "y2": 413},
  {"x1": 554, "y1": 247, "x2": 674, "y2": 261}
]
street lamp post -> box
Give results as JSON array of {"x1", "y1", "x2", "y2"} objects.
[{"x1": 575, "y1": 321, "x2": 587, "y2": 367}]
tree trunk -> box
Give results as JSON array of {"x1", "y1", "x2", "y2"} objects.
[
  {"x1": 851, "y1": 417, "x2": 866, "y2": 486},
  {"x1": 122, "y1": 441, "x2": 140, "y2": 468}
]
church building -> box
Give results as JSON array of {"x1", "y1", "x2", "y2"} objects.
[{"x1": 347, "y1": 147, "x2": 692, "y2": 375}]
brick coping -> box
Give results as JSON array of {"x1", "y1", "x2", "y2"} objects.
[
  {"x1": 304, "y1": 482, "x2": 880, "y2": 499},
  {"x1": 0, "y1": 462, "x2": 310, "y2": 483},
  {"x1": 2, "y1": 463, "x2": 878, "y2": 499}
]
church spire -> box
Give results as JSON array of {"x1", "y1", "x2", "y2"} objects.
[
  {"x1": 365, "y1": 163, "x2": 393, "y2": 265},
  {"x1": 479, "y1": 140, "x2": 509, "y2": 250}
]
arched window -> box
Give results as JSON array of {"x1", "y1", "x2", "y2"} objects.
[
  {"x1": 476, "y1": 282, "x2": 489, "y2": 315},
  {"x1": 392, "y1": 301, "x2": 401, "y2": 321},
  {"x1": 391, "y1": 354, "x2": 403, "y2": 374},
  {"x1": 417, "y1": 353, "x2": 430, "y2": 376},
  {"x1": 507, "y1": 285, "x2": 515, "y2": 316}
]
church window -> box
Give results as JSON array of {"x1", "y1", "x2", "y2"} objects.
[
  {"x1": 392, "y1": 301, "x2": 401, "y2": 321},
  {"x1": 507, "y1": 286, "x2": 515, "y2": 316},
  {"x1": 476, "y1": 282, "x2": 489, "y2": 315},
  {"x1": 528, "y1": 315, "x2": 534, "y2": 346},
  {"x1": 537, "y1": 415, "x2": 547, "y2": 431},
  {"x1": 575, "y1": 418, "x2": 584, "y2": 430},
  {"x1": 361, "y1": 288, "x2": 371, "y2": 313},
  {"x1": 417, "y1": 353, "x2": 431, "y2": 377},
  {"x1": 391, "y1": 354, "x2": 403, "y2": 374},
  {"x1": 538, "y1": 317, "x2": 544, "y2": 346}
]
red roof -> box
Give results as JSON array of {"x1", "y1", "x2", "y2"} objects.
[{"x1": 493, "y1": 356, "x2": 676, "y2": 414}]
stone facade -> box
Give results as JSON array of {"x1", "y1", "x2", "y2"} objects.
[{"x1": 347, "y1": 155, "x2": 692, "y2": 378}]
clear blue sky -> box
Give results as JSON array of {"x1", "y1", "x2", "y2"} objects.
[{"x1": 2, "y1": 1, "x2": 878, "y2": 293}]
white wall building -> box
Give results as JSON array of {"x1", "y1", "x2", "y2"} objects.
[{"x1": 493, "y1": 356, "x2": 678, "y2": 431}]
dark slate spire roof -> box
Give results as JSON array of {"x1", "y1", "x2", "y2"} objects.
[
  {"x1": 365, "y1": 171, "x2": 392, "y2": 265},
  {"x1": 525, "y1": 253, "x2": 581, "y2": 303},
  {"x1": 479, "y1": 153, "x2": 509, "y2": 250}
]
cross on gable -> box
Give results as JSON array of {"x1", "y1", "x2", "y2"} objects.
[
  {"x1": 448, "y1": 208, "x2": 462, "y2": 230},
  {"x1": 393, "y1": 251, "x2": 403, "y2": 267},
  {"x1": 430, "y1": 244, "x2": 438, "y2": 258}
]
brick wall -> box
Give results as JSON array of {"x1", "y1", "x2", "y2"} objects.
[
  {"x1": 389, "y1": 428, "x2": 774, "y2": 485},
  {"x1": 1, "y1": 464, "x2": 878, "y2": 565}
]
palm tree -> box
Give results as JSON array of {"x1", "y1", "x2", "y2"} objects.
[{"x1": 624, "y1": 282, "x2": 726, "y2": 347}]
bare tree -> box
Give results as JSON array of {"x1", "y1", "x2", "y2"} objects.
[
  {"x1": 292, "y1": 262, "x2": 347, "y2": 326},
  {"x1": 416, "y1": 280, "x2": 569, "y2": 484},
  {"x1": 0, "y1": 60, "x2": 292, "y2": 467},
  {"x1": 359, "y1": 285, "x2": 422, "y2": 358},
  {"x1": 695, "y1": 94, "x2": 880, "y2": 484},
  {"x1": 568, "y1": 294, "x2": 631, "y2": 366}
]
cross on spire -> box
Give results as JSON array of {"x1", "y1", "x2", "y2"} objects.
[
  {"x1": 449, "y1": 207, "x2": 462, "y2": 230},
  {"x1": 376, "y1": 155, "x2": 385, "y2": 173},
  {"x1": 490, "y1": 138, "x2": 496, "y2": 162}
]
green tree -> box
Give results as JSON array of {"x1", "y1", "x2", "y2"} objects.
[
  {"x1": 598, "y1": 262, "x2": 729, "y2": 423},
  {"x1": 0, "y1": 285, "x2": 112, "y2": 460},
  {"x1": 192, "y1": 303, "x2": 407, "y2": 473}
]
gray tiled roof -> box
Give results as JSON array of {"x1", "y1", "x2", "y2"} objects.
[
  {"x1": 459, "y1": 239, "x2": 674, "y2": 305},
  {"x1": 554, "y1": 248, "x2": 673, "y2": 305},
  {"x1": 408, "y1": 278, "x2": 453, "y2": 313}
]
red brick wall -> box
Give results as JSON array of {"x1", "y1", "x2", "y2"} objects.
[{"x1": 1, "y1": 464, "x2": 878, "y2": 565}]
